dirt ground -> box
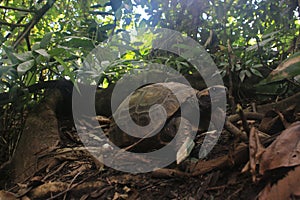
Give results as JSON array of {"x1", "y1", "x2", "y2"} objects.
[{"x1": 1, "y1": 89, "x2": 300, "y2": 199}]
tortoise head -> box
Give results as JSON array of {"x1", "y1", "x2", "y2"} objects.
[
  {"x1": 208, "y1": 85, "x2": 227, "y2": 101},
  {"x1": 197, "y1": 85, "x2": 227, "y2": 109}
]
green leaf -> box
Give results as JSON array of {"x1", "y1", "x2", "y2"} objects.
[
  {"x1": 175, "y1": 62, "x2": 182, "y2": 71},
  {"x1": 138, "y1": 19, "x2": 147, "y2": 28},
  {"x1": 34, "y1": 49, "x2": 50, "y2": 59},
  {"x1": 40, "y1": 32, "x2": 53, "y2": 48},
  {"x1": 32, "y1": 42, "x2": 41, "y2": 51},
  {"x1": 120, "y1": 31, "x2": 131, "y2": 43},
  {"x1": 245, "y1": 70, "x2": 252, "y2": 78},
  {"x1": 62, "y1": 36, "x2": 94, "y2": 50},
  {"x1": 258, "y1": 52, "x2": 300, "y2": 85},
  {"x1": 24, "y1": 71, "x2": 37, "y2": 86},
  {"x1": 48, "y1": 47, "x2": 70, "y2": 57},
  {"x1": 239, "y1": 70, "x2": 246, "y2": 82},
  {"x1": 246, "y1": 37, "x2": 274, "y2": 52},
  {"x1": 13, "y1": 51, "x2": 33, "y2": 62},
  {"x1": 245, "y1": 59, "x2": 252, "y2": 65},
  {"x1": 53, "y1": 56, "x2": 76, "y2": 83},
  {"x1": 96, "y1": 0, "x2": 110, "y2": 5},
  {"x1": 132, "y1": 42, "x2": 143, "y2": 46},
  {"x1": 262, "y1": 30, "x2": 279, "y2": 39},
  {"x1": 252, "y1": 64, "x2": 263, "y2": 68},
  {"x1": 102, "y1": 78, "x2": 109, "y2": 88},
  {"x1": 255, "y1": 82, "x2": 287, "y2": 95},
  {"x1": 0, "y1": 32, "x2": 4, "y2": 43},
  {"x1": 294, "y1": 74, "x2": 300, "y2": 82},
  {"x1": 99, "y1": 24, "x2": 115, "y2": 31},
  {"x1": 2, "y1": 45, "x2": 20, "y2": 64},
  {"x1": 123, "y1": 0, "x2": 133, "y2": 11},
  {"x1": 250, "y1": 68, "x2": 263, "y2": 77},
  {"x1": 173, "y1": 43, "x2": 192, "y2": 50},
  {"x1": 235, "y1": 63, "x2": 241, "y2": 71},
  {"x1": 110, "y1": 41, "x2": 135, "y2": 53},
  {"x1": 0, "y1": 66, "x2": 17, "y2": 79},
  {"x1": 17, "y1": 60, "x2": 35, "y2": 74}
]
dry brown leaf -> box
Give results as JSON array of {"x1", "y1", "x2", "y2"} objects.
[
  {"x1": 20, "y1": 196, "x2": 31, "y2": 200},
  {"x1": 259, "y1": 121, "x2": 300, "y2": 175},
  {"x1": 0, "y1": 190, "x2": 17, "y2": 200},
  {"x1": 257, "y1": 165, "x2": 300, "y2": 200}
]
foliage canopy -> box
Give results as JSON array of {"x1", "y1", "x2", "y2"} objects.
[{"x1": 0, "y1": 0, "x2": 300, "y2": 100}]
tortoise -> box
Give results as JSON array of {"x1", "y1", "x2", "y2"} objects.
[{"x1": 108, "y1": 82, "x2": 226, "y2": 152}]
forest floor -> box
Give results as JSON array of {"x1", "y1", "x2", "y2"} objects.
[{"x1": 1, "y1": 90, "x2": 300, "y2": 199}]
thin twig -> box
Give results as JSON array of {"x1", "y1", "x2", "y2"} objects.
[
  {"x1": 236, "y1": 104, "x2": 250, "y2": 136},
  {"x1": 13, "y1": 0, "x2": 57, "y2": 48},
  {"x1": 0, "y1": 5, "x2": 35, "y2": 13},
  {"x1": 0, "y1": 20, "x2": 27, "y2": 27},
  {"x1": 46, "y1": 171, "x2": 99, "y2": 200}
]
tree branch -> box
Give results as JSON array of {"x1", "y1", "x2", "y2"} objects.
[
  {"x1": 13, "y1": 0, "x2": 57, "y2": 49},
  {"x1": 0, "y1": 20, "x2": 27, "y2": 27},
  {"x1": 0, "y1": 5, "x2": 35, "y2": 13}
]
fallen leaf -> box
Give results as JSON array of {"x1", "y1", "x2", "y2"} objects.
[
  {"x1": 257, "y1": 165, "x2": 300, "y2": 200},
  {"x1": 259, "y1": 121, "x2": 300, "y2": 175},
  {"x1": 0, "y1": 190, "x2": 17, "y2": 200}
]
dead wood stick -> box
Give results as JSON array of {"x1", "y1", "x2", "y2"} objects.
[
  {"x1": 237, "y1": 104, "x2": 250, "y2": 136},
  {"x1": 224, "y1": 118, "x2": 248, "y2": 141},
  {"x1": 28, "y1": 180, "x2": 105, "y2": 199},
  {"x1": 189, "y1": 133, "x2": 279, "y2": 176},
  {"x1": 256, "y1": 91, "x2": 300, "y2": 114},
  {"x1": 228, "y1": 112, "x2": 264, "y2": 123}
]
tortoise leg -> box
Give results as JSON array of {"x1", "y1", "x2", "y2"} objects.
[{"x1": 160, "y1": 117, "x2": 196, "y2": 149}]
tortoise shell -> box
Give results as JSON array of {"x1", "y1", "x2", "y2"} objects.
[{"x1": 109, "y1": 82, "x2": 225, "y2": 152}]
